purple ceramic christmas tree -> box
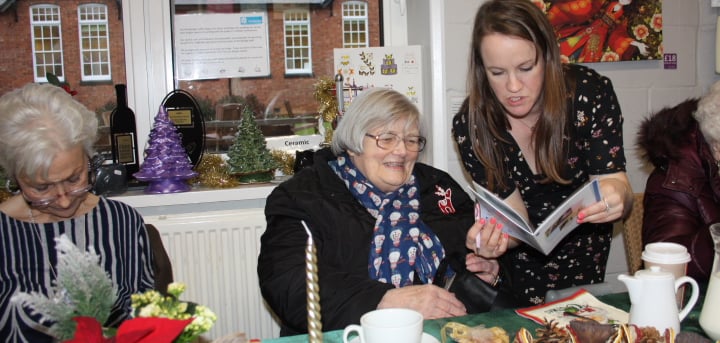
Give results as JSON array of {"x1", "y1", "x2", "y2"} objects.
[{"x1": 134, "y1": 106, "x2": 198, "y2": 193}]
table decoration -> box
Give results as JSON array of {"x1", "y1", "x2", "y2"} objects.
[
  {"x1": 191, "y1": 154, "x2": 240, "y2": 189},
  {"x1": 12, "y1": 234, "x2": 118, "y2": 340},
  {"x1": 11, "y1": 234, "x2": 216, "y2": 343},
  {"x1": 63, "y1": 316, "x2": 192, "y2": 343},
  {"x1": 439, "y1": 318, "x2": 713, "y2": 343},
  {"x1": 226, "y1": 106, "x2": 278, "y2": 183},
  {"x1": 312, "y1": 77, "x2": 340, "y2": 144},
  {"x1": 130, "y1": 282, "x2": 217, "y2": 343},
  {"x1": 302, "y1": 220, "x2": 323, "y2": 343},
  {"x1": 134, "y1": 106, "x2": 198, "y2": 193}
]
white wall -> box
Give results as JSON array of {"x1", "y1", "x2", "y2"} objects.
[{"x1": 434, "y1": 0, "x2": 720, "y2": 195}]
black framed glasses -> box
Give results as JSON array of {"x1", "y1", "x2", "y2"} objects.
[{"x1": 365, "y1": 133, "x2": 427, "y2": 152}]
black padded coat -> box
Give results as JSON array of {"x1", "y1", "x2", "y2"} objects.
[{"x1": 258, "y1": 148, "x2": 475, "y2": 336}]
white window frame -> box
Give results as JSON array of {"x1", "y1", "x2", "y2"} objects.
[
  {"x1": 283, "y1": 9, "x2": 312, "y2": 75},
  {"x1": 78, "y1": 3, "x2": 112, "y2": 81},
  {"x1": 30, "y1": 4, "x2": 64, "y2": 83},
  {"x1": 124, "y1": 0, "x2": 409, "y2": 168},
  {"x1": 342, "y1": 1, "x2": 369, "y2": 48}
]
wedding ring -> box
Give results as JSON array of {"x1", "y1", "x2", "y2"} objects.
[
  {"x1": 491, "y1": 273, "x2": 501, "y2": 287},
  {"x1": 603, "y1": 197, "x2": 611, "y2": 213}
]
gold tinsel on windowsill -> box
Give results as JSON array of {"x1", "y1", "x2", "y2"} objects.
[
  {"x1": 312, "y1": 77, "x2": 339, "y2": 145},
  {"x1": 191, "y1": 154, "x2": 239, "y2": 189},
  {"x1": 271, "y1": 150, "x2": 295, "y2": 176}
]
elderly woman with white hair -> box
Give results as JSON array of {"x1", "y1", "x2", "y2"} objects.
[
  {"x1": 638, "y1": 80, "x2": 720, "y2": 284},
  {"x1": 258, "y1": 88, "x2": 506, "y2": 336},
  {"x1": 0, "y1": 83, "x2": 155, "y2": 342}
]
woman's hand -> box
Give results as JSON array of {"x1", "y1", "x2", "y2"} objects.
[
  {"x1": 578, "y1": 172, "x2": 633, "y2": 224},
  {"x1": 465, "y1": 212, "x2": 510, "y2": 259},
  {"x1": 377, "y1": 284, "x2": 467, "y2": 319},
  {"x1": 465, "y1": 253, "x2": 500, "y2": 284}
]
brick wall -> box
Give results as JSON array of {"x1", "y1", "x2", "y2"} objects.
[
  {"x1": 0, "y1": 0, "x2": 125, "y2": 115},
  {"x1": 1, "y1": 0, "x2": 379, "y2": 119},
  {"x1": 182, "y1": 1, "x2": 381, "y2": 117}
]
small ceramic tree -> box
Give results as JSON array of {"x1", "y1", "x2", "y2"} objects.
[
  {"x1": 134, "y1": 106, "x2": 198, "y2": 193},
  {"x1": 225, "y1": 106, "x2": 277, "y2": 183}
]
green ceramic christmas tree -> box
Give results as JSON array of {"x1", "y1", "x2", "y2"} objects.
[{"x1": 226, "y1": 106, "x2": 278, "y2": 183}]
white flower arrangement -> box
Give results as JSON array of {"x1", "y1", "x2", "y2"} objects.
[{"x1": 131, "y1": 282, "x2": 217, "y2": 343}]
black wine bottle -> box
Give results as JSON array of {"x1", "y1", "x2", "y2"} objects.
[{"x1": 110, "y1": 84, "x2": 139, "y2": 179}]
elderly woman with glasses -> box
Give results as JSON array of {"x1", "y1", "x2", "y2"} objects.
[
  {"x1": 0, "y1": 83, "x2": 155, "y2": 342},
  {"x1": 258, "y1": 88, "x2": 504, "y2": 336}
]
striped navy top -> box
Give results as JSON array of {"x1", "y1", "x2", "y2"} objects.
[{"x1": 0, "y1": 197, "x2": 155, "y2": 343}]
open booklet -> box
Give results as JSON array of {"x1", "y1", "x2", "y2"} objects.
[{"x1": 468, "y1": 179, "x2": 601, "y2": 255}]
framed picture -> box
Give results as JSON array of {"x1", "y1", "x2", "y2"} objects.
[{"x1": 536, "y1": 0, "x2": 663, "y2": 63}]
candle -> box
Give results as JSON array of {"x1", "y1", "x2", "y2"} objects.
[
  {"x1": 302, "y1": 221, "x2": 323, "y2": 343},
  {"x1": 335, "y1": 73, "x2": 344, "y2": 120}
]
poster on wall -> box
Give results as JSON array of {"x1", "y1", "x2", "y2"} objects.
[
  {"x1": 333, "y1": 46, "x2": 423, "y2": 112},
  {"x1": 539, "y1": 0, "x2": 663, "y2": 63},
  {"x1": 173, "y1": 12, "x2": 270, "y2": 80}
]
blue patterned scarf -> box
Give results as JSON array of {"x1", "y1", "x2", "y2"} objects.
[{"x1": 329, "y1": 153, "x2": 445, "y2": 287}]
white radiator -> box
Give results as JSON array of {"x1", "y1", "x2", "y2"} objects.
[{"x1": 144, "y1": 209, "x2": 281, "y2": 341}]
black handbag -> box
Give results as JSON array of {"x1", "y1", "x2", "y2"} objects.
[{"x1": 433, "y1": 253, "x2": 518, "y2": 313}]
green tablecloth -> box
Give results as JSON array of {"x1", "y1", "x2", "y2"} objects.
[{"x1": 261, "y1": 292, "x2": 708, "y2": 343}]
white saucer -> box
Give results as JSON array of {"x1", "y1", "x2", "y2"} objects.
[{"x1": 347, "y1": 333, "x2": 439, "y2": 343}]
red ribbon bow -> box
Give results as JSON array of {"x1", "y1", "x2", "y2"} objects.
[{"x1": 63, "y1": 316, "x2": 193, "y2": 343}]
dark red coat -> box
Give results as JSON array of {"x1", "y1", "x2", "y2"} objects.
[{"x1": 637, "y1": 98, "x2": 717, "y2": 282}]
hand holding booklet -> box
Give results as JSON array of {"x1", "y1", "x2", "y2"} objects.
[{"x1": 468, "y1": 179, "x2": 601, "y2": 255}]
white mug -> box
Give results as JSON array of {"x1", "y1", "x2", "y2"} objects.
[{"x1": 342, "y1": 308, "x2": 423, "y2": 343}]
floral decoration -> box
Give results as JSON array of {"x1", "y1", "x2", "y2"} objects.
[
  {"x1": 63, "y1": 316, "x2": 192, "y2": 343},
  {"x1": 12, "y1": 234, "x2": 216, "y2": 343},
  {"x1": 12, "y1": 235, "x2": 117, "y2": 340},
  {"x1": 131, "y1": 283, "x2": 217, "y2": 343}
]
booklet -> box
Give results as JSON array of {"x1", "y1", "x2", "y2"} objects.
[{"x1": 468, "y1": 179, "x2": 601, "y2": 255}]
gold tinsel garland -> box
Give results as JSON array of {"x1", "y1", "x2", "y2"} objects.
[
  {"x1": 312, "y1": 77, "x2": 339, "y2": 144},
  {"x1": 191, "y1": 154, "x2": 240, "y2": 189},
  {"x1": 271, "y1": 150, "x2": 295, "y2": 176}
]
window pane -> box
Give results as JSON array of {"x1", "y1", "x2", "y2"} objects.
[
  {"x1": 78, "y1": 4, "x2": 111, "y2": 81},
  {"x1": 171, "y1": 2, "x2": 380, "y2": 155},
  {"x1": 30, "y1": 5, "x2": 63, "y2": 82},
  {"x1": 342, "y1": 2, "x2": 368, "y2": 48}
]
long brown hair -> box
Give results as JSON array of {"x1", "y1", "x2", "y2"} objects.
[{"x1": 466, "y1": 0, "x2": 570, "y2": 191}]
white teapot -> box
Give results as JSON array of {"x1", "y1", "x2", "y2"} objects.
[{"x1": 618, "y1": 266, "x2": 699, "y2": 333}]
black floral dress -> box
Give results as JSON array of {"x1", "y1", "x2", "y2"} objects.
[{"x1": 452, "y1": 64, "x2": 625, "y2": 306}]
